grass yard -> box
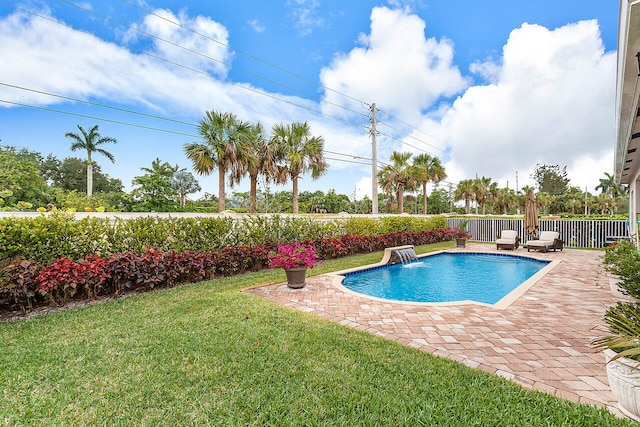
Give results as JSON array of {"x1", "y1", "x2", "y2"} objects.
[{"x1": 0, "y1": 243, "x2": 634, "y2": 426}]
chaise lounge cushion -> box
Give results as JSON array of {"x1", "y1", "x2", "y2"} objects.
[
  {"x1": 496, "y1": 230, "x2": 519, "y2": 250},
  {"x1": 527, "y1": 231, "x2": 563, "y2": 252}
]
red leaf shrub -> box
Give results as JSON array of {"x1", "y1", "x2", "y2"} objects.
[
  {"x1": 35, "y1": 258, "x2": 83, "y2": 305},
  {"x1": 0, "y1": 227, "x2": 455, "y2": 314},
  {"x1": 0, "y1": 260, "x2": 41, "y2": 310},
  {"x1": 79, "y1": 255, "x2": 111, "y2": 299}
]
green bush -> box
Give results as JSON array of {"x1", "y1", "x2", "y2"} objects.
[
  {"x1": 342, "y1": 217, "x2": 381, "y2": 236},
  {"x1": 0, "y1": 214, "x2": 447, "y2": 264},
  {"x1": 603, "y1": 240, "x2": 640, "y2": 300}
]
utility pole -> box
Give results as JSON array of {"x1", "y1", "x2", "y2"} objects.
[
  {"x1": 584, "y1": 186, "x2": 588, "y2": 215},
  {"x1": 370, "y1": 103, "x2": 378, "y2": 215}
]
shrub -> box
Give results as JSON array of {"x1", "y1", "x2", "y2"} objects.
[
  {"x1": 0, "y1": 260, "x2": 41, "y2": 310},
  {"x1": 603, "y1": 240, "x2": 640, "y2": 299},
  {"x1": 79, "y1": 254, "x2": 111, "y2": 299},
  {"x1": 35, "y1": 258, "x2": 83, "y2": 305},
  {"x1": 0, "y1": 225, "x2": 455, "y2": 313},
  {"x1": 342, "y1": 217, "x2": 380, "y2": 236}
]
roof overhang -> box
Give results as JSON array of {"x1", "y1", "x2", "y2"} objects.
[{"x1": 615, "y1": 0, "x2": 640, "y2": 184}]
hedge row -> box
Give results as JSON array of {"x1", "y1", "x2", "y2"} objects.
[
  {"x1": 0, "y1": 228, "x2": 455, "y2": 313},
  {"x1": 0, "y1": 214, "x2": 448, "y2": 265}
]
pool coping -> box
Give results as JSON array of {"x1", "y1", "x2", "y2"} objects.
[{"x1": 328, "y1": 250, "x2": 561, "y2": 310}]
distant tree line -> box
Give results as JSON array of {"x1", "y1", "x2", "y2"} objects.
[{"x1": 0, "y1": 117, "x2": 628, "y2": 216}]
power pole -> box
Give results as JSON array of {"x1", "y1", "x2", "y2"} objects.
[{"x1": 370, "y1": 103, "x2": 378, "y2": 215}]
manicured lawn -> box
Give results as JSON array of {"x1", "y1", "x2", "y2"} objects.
[{"x1": 0, "y1": 243, "x2": 634, "y2": 425}]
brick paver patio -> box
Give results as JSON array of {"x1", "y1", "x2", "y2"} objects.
[{"x1": 248, "y1": 244, "x2": 625, "y2": 416}]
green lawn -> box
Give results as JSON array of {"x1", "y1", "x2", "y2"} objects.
[{"x1": 0, "y1": 243, "x2": 634, "y2": 426}]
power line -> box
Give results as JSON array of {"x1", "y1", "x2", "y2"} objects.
[
  {"x1": 324, "y1": 156, "x2": 371, "y2": 166},
  {"x1": 377, "y1": 120, "x2": 444, "y2": 153},
  {"x1": 0, "y1": 99, "x2": 200, "y2": 138},
  {"x1": 0, "y1": 96, "x2": 401, "y2": 169},
  {"x1": 0, "y1": 82, "x2": 197, "y2": 128},
  {"x1": 378, "y1": 108, "x2": 447, "y2": 150},
  {"x1": 377, "y1": 130, "x2": 438, "y2": 156}
]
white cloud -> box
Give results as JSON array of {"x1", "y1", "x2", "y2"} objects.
[
  {"x1": 418, "y1": 20, "x2": 615, "y2": 193},
  {"x1": 287, "y1": 0, "x2": 323, "y2": 37},
  {"x1": 319, "y1": 7, "x2": 469, "y2": 123},
  {"x1": 248, "y1": 18, "x2": 265, "y2": 33},
  {"x1": 128, "y1": 8, "x2": 232, "y2": 78},
  {"x1": 0, "y1": 9, "x2": 309, "y2": 121}
]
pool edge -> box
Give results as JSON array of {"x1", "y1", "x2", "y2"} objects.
[{"x1": 327, "y1": 250, "x2": 559, "y2": 310}]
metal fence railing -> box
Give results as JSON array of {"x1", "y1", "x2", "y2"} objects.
[{"x1": 446, "y1": 218, "x2": 629, "y2": 249}]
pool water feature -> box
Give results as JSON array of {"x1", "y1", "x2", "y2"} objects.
[{"x1": 340, "y1": 252, "x2": 551, "y2": 307}]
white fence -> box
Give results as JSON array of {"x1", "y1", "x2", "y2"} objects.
[{"x1": 447, "y1": 218, "x2": 629, "y2": 249}]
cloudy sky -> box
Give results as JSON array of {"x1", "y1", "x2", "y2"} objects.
[{"x1": 0, "y1": 1, "x2": 618, "y2": 201}]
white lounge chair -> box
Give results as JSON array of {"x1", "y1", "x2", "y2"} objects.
[
  {"x1": 496, "y1": 230, "x2": 519, "y2": 250},
  {"x1": 526, "y1": 231, "x2": 564, "y2": 253}
]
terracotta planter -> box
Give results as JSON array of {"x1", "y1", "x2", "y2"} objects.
[
  {"x1": 456, "y1": 238, "x2": 467, "y2": 248},
  {"x1": 284, "y1": 267, "x2": 307, "y2": 289},
  {"x1": 604, "y1": 349, "x2": 640, "y2": 421}
]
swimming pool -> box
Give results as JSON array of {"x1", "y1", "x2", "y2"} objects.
[{"x1": 340, "y1": 252, "x2": 551, "y2": 306}]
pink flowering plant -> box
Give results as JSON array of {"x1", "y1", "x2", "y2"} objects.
[{"x1": 267, "y1": 243, "x2": 321, "y2": 269}]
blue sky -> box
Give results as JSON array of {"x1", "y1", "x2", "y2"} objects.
[{"x1": 0, "y1": 1, "x2": 619, "y2": 201}]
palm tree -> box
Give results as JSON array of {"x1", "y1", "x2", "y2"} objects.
[
  {"x1": 65, "y1": 124, "x2": 117, "y2": 197},
  {"x1": 377, "y1": 151, "x2": 417, "y2": 214},
  {"x1": 245, "y1": 123, "x2": 286, "y2": 213},
  {"x1": 412, "y1": 153, "x2": 446, "y2": 215},
  {"x1": 183, "y1": 110, "x2": 251, "y2": 212},
  {"x1": 596, "y1": 172, "x2": 626, "y2": 197},
  {"x1": 455, "y1": 179, "x2": 475, "y2": 214},
  {"x1": 495, "y1": 187, "x2": 516, "y2": 215},
  {"x1": 472, "y1": 177, "x2": 493, "y2": 215},
  {"x1": 270, "y1": 121, "x2": 327, "y2": 214}
]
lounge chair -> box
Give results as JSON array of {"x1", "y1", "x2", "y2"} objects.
[
  {"x1": 526, "y1": 231, "x2": 564, "y2": 253},
  {"x1": 496, "y1": 230, "x2": 520, "y2": 250}
]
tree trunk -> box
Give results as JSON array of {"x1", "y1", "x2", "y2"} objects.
[
  {"x1": 249, "y1": 173, "x2": 258, "y2": 214},
  {"x1": 87, "y1": 162, "x2": 93, "y2": 197},
  {"x1": 465, "y1": 199, "x2": 471, "y2": 214},
  {"x1": 422, "y1": 182, "x2": 427, "y2": 215},
  {"x1": 292, "y1": 175, "x2": 299, "y2": 214},
  {"x1": 397, "y1": 186, "x2": 404, "y2": 214},
  {"x1": 218, "y1": 167, "x2": 226, "y2": 213}
]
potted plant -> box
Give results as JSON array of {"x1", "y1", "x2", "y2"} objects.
[
  {"x1": 453, "y1": 220, "x2": 471, "y2": 248},
  {"x1": 591, "y1": 240, "x2": 640, "y2": 421},
  {"x1": 267, "y1": 243, "x2": 320, "y2": 289}
]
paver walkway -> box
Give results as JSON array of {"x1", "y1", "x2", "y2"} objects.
[{"x1": 248, "y1": 244, "x2": 625, "y2": 416}]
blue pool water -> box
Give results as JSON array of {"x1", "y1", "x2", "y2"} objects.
[{"x1": 341, "y1": 253, "x2": 549, "y2": 305}]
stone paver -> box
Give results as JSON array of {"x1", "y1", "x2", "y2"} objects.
[{"x1": 247, "y1": 244, "x2": 622, "y2": 415}]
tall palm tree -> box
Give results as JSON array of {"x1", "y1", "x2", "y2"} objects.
[
  {"x1": 377, "y1": 151, "x2": 417, "y2": 214},
  {"x1": 495, "y1": 187, "x2": 516, "y2": 215},
  {"x1": 183, "y1": 110, "x2": 251, "y2": 212},
  {"x1": 412, "y1": 153, "x2": 446, "y2": 215},
  {"x1": 455, "y1": 179, "x2": 475, "y2": 214},
  {"x1": 65, "y1": 124, "x2": 117, "y2": 197},
  {"x1": 244, "y1": 123, "x2": 287, "y2": 213},
  {"x1": 270, "y1": 121, "x2": 327, "y2": 214},
  {"x1": 472, "y1": 176, "x2": 493, "y2": 215}
]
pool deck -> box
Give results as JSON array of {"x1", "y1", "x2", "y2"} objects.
[{"x1": 247, "y1": 244, "x2": 627, "y2": 416}]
